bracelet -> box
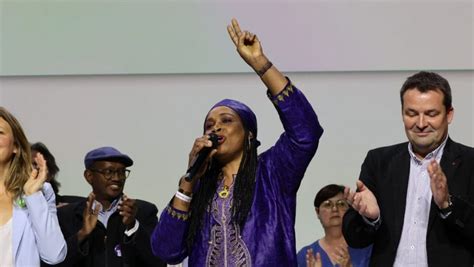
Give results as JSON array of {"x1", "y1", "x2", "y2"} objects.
[
  {"x1": 178, "y1": 188, "x2": 193, "y2": 197},
  {"x1": 175, "y1": 191, "x2": 192, "y2": 203},
  {"x1": 256, "y1": 61, "x2": 273, "y2": 77}
]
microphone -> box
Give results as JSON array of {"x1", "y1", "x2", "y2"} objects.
[{"x1": 184, "y1": 133, "x2": 219, "y2": 182}]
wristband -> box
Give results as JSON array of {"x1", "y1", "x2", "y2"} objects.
[
  {"x1": 175, "y1": 191, "x2": 192, "y2": 203},
  {"x1": 256, "y1": 61, "x2": 273, "y2": 77}
]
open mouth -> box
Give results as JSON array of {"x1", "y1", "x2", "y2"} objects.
[{"x1": 217, "y1": 135, "x2": 225, "y2": 144}]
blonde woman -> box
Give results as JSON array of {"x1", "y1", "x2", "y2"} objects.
[{"x1": 0, "y1": 107, "x2": 66, "y2": 266}]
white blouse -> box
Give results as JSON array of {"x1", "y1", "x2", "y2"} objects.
[{"x1": 0, "y1": 217, "x2": 14, "y2": 267}]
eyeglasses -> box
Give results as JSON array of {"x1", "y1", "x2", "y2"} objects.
[
  {"x1": 320, "y1": 199, "x2": 349, "y2": 210},
  {"x1": 89, "y1": 168, "x2": 131, "y2": 180}
]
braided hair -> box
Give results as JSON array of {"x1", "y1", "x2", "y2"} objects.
[{"x1": 186, "y1": 130, "x2": 258, "y2": 249}]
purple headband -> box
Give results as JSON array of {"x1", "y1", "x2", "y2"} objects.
[{"x1": 206, "y1": 99, "x2": 260, "y2": 147}]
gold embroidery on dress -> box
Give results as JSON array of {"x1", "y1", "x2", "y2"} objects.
[
  {"x1": 166, "y1": 205, "x2": 189, "y2": 221},
  {"x1": 271, "y1": 81, "x2": 295, "y2": 104}
]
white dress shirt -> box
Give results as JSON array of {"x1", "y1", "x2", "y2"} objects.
[{"x1": 393, "y1": 138, "x2": 447, "y2": 267}]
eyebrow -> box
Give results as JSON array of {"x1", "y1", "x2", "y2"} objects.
[{"x1": 206, "y1": 112, "x2": 236, "y2": 122}]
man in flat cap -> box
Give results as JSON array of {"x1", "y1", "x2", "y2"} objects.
[{"x1": 45, "y1": 147, "x2": 165, "y2": 267}]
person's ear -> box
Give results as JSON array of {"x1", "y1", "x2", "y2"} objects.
[
  {"x1": 84, "y1": 170, "x2": 93, "y2": 185},
  {"x1": 447, "y1": 107, "x2": 454, "y2": 124}
]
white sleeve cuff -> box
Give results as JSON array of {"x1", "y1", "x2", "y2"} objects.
[
  {"x1": 124, "y1": 220, "x2": 139, "y2": 236},
  {"x1": 439, "y1": 211, "x2": 452, "y2": 219}
]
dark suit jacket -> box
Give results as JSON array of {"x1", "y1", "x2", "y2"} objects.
[
  {"x1": 45, "y1": 198, "x2": 166, "y2": 267},
  {"x1": 343, "y1": 138, "x2": 474, "y2": 267}
]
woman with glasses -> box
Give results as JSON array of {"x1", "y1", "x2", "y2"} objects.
[
  {"x1": 151, "y1": 18, "x2": 324, "y2": 266},
  {"x1": 0, "y1": 107, "x2": 66, "y2": 266},
  {"x1": 298, "y1": 184, "x2": 372, "y2": 267}
]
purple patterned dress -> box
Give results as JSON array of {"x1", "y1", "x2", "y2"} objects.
[
  {"x1": 206, "y1": 179, "x2": 252, "y2": 266},
  {"x1": 151, "y1": 80, "x2": 324, "y2": 266}
]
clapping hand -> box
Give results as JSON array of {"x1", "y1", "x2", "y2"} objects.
[
  {"x1": 427, "y1": 160, "x2": 450, "y2": 209},
  {"x1": 332, "y1": 243, "x2": 352, "y2": 267},
  {"x1": 118, "y1": 194, "x2": 137, "y2": 229},
  {"x1": 23, "y1": 153, "x2": 48, "y2": 196},
  {"x1": 78, "y1": 192, "x2": 101, "y2": 242},
  {"x1": 306, "y1": 248, "x2": 322, "y2": 267},
  {"x1": 344, "y1": 180, "x2": 380, "y2": 220}
]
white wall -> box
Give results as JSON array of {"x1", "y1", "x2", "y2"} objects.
[
  {"x1": 0, "y1": 70, "x2": 472, "y2": 250},
  {"x1": 2, "y1": 1, "x2": 472, "y2": 75}
]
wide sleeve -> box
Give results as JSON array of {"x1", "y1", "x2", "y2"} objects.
[
  {"x1": 150, "y1": 204, "x2": 190, "y2": 264},
  {"x1": 262, "y1": 78, "x2": 324, "y2": 195},
  {"x1": 342, "y1": 150, "x2": 379, "y2": 248},
  {"x1": 24, "y1": 182, "x2": 67, "y2": 264}
]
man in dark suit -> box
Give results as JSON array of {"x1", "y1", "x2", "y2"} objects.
[
  {"x1": 342, "y1": 71, "x2": 474, "y2": 267},
  {"x1": 45, "y1": 146, "x2": 165, "y2": 267}
]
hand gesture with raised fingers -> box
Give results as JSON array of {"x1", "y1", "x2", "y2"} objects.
[{"x1": 227, "y1": 18, "x2": 269, "y2": 72}]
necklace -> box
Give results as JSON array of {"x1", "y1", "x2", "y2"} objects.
[
  {"x1": 218, "y1": 185, "x2": 230, "y2": 198},
  {"x1": 217, "y1": 173, "x2": 235, "y2": 199}
]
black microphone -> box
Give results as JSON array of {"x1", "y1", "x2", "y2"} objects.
[{"x1": 184, "y1": 133, "x2": 219, "y2": 182}]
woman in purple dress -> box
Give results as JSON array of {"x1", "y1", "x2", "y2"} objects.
[{"x1": 151, "y1": 18, "x2": 324, "y2": 266}]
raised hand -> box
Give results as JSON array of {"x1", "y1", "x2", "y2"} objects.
[
  {"x1": 226, "y1": 18, "x2": 287, "y2": 95},
  {"x1": 306, "y1": 248, "x2": 322, "y2": 267},
  {"x1": 344, "y1": 180, "x2": 380, "y2": 220},
  {"x1": 118, "y1": 194, "x2": 138, "y2": 228},
  {"x1": 427, "y1": 160, "x2": 450, "y2": 209},
  {"x1": 77, "y1": 192, "x2": 101, "y2": 242},
  {"x1": 227, "y1": 18, "x2": 268, "y2": 72},
  {"x1": 23, "y1": 153, "x2": 48, "y2": 196}
]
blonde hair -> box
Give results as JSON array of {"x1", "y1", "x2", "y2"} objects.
[{"x1": 0, "y1": 107, "x2": 32, "y2": 199}]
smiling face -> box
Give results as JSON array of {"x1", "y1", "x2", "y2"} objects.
[
  {"x1": 402, "y1": 88, "x2": 453, "y2": 158},
  {"x1": 84, "y1": 161, "x2": 127, "y2": 201},
  {"x1": 316, "y1": 193, "x2": 349, "y2": 229},
  {"x1": 204, "y1": 106, "x2": 247, "y2": 165}
]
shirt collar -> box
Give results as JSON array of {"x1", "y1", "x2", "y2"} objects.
[
  {"x1": 408, "y1": 135, "x2": 448, "y2": 165},
  {"x1": 101, "y1": 197, "x2": 120, "y2": 213}
]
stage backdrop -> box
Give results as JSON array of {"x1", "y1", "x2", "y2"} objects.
[{"x1": 1, "y1": 0, "x2": 473, "y2": 76}]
